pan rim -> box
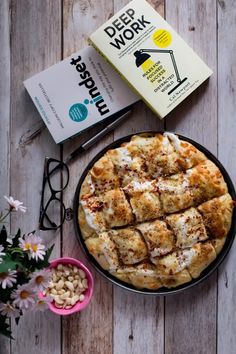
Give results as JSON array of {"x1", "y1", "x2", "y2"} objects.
[{"x1": 73, "y1": 131, "x2": 236, "y2": 296}]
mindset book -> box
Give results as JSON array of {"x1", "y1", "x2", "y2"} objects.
[
  {"x1": 90, "y1": 0, "x2": 213, "y2": 119},
  {"x1": 24, "y1": 46, "x2": 138, "y2": 143}
]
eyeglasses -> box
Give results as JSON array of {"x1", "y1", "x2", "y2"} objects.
[{"x1": 39, "y1": 157, "x2": 70, "y2": 230}]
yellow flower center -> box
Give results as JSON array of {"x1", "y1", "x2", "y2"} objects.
[
  {"x1": 35, "y1": 275, "x2": 43, "y2": 284},
  {"x1": 38, "y1": 300, "x2": 44, "y2": 305},
  {"x1": 20, "y1": 290, "x2": 29, "y2": 299},
  {"x1": 31, "y1": 244, "x2": 38, "y2": 252},
  {"x1": 24, "y1": 243, "x2": 31, "y2": 250}
]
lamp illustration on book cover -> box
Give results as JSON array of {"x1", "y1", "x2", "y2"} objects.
[{"x1": 134, "y1": 49, "x2": 187, "y2": 95}]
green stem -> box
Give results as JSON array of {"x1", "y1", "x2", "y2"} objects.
[
  {"x1": 8, "y1": 247, "x2": 24, "y2": 254},
  {"x1": 0, "y1": 209, "x2": 12, "y2": 223}
]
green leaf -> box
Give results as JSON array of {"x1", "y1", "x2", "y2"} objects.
[
  {"x1": 12, "y1": 228, "x2": 21, "y2": 248},
  {"x1": 0, "y1": 255, "x2": 18, "y2": 272},
  {"x1": 0, "y1": 315, "x2": 13, "y2": 339},
  {"x1": 0, "y1": 225, "x2": 8, "y2": 248}
]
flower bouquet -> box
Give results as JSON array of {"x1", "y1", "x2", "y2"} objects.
[{"x1": 0, "y1": 196, "x2": 54, "y2": 339}]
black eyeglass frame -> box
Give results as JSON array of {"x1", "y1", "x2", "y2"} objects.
[{"x1": 39, "y1": 157, "x2": 69, "y2": 230}]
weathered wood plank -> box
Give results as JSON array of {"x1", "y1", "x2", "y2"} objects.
[
  {"x1": 62, "y1": 1, "x2": 114, "y2": 354},
  {"x1": 164, "y1": 1, "x2": 217, "y2": 354},
  {"x1": 9, "y1": 1, "x2": 61, "y2": 353},
  {"x1": 217, "y1": 1, "x2": 236, "y2": 353},
  {"x1": 113, "y1": 1, "x2": 165, "y2": 354},
  {"x1": 0, "y1": 0, "x2": 11, "y2": 352}
]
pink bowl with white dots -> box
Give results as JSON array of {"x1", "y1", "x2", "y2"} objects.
[{"x1": 46, "y1": 257, "x2": 94, "y2": 315}]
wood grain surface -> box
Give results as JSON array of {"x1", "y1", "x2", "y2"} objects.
[
  {"x1": 0, "y1": 1, "x2": 11, "y2": 353},
  {"x1": 217, "y1": 1, "x2": 236, "y2": 353},
  {"x1": 164, "y1": 2, "x2": 218, "y2": 354},
  {"x1": 0, "y1": 1, "x2": 235, "y2": 354}
]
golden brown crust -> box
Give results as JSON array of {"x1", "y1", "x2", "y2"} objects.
[
  {"x1": 158, "y1": 173, "x2": 194, "y2": 213},
  {"x1": 210, "y1": 238, "x2": 226, "y2": 255},
  {"x1": 187, "y1": 160, "x2": 228, "y2": 203},
  {"x1": 164, "y1": 133, "x2": 207, "y2": 170},
  {"x1": 197, "y1": 193, "x2": 233, "y2": 238},
  {"x1": 114, "y1": 264, "x2": 163, "y2": 290},
  {"x1": 78, "y1": 133, "x2": 233, "y2": 290},
  {"x1": 106, "y1": 147, "x2": 147, "y2": 187},
  {"x1": 102, "y1": 189, "x2": 134, "y2": 227},
  {"x1": 79, "y1": 189, "x2": 133, "y2": 232},
  {"x1": 90, "y1": 155, "x2": 120, "y2": 193},
  {"x1": 85, "y1": 234, "x2": 119, "y2": 271},
  {"x1": 78, "y1": 204, "x2": 97, "y2": 239},
  {"x1": 166, "y1": 207, "x2": 208, "y2": 249},
  {"x1": 161, "y1": 269, "x2": 192, "y2": 288},
  {"x1": 136, "y1": 220, "x2": 174, "y2": 257},
  {"x1": 129, "y1": 192, "x2": 163, "y2": 222},
  {"x1": 186, "y1": 242, "x2": 217, "y2": 279},
  {"x1": 108, "y1": 228, "x2": 148, "y2": 265}
]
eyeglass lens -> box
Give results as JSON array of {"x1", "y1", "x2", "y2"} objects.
[
  {"x1": 40, "y1": 159, "x2": 69, "y2": 229},
  {"x1": 47, "y1": 160, "x2": 69, "y2": 192}
]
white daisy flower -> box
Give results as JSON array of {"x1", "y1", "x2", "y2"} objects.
[
  {"x1": 11, "y1": 284, "x2": 36, "y2": 310},
  {"x1": 29, "y1": 269, "x2": 51, "y2": 292},
  {"x1": 0, "y1": 302, "x2": 20, "y2": 318},
  {"x1": 0, "y1": 269, "x2": 17, "y2": 289},
  {"x1": 0, "y1": 245, "x2": 5, "y2": 264},
  {"x1": 29, "y1": 243, "x2": 46, "y2": 261},
  {"x1": 34, "y1": 296, "x2": 52, "y2": 312},
  {"x1": 19, "y1": 233, "x2": 46, "y2": 261},
  {"x1": 4, "y1": 196, "x2": 27, "y2": 212}
]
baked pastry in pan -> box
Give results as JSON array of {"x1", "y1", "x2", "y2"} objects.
[{"x1": 78, "y1": 133, "x2": 234, "y2": 290}]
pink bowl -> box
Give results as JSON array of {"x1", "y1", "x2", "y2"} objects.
[{"x1": 44, "y1": 257, "x2": 94, "y2": 315}]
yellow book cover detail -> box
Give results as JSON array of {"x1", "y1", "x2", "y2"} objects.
[{"x1": 89, "y1": 0, "x2": 213, "y2": 119}]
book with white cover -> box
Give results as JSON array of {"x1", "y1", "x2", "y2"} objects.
[{"x1": 24, "y1": 46, "x2": 138, "y2": 143}]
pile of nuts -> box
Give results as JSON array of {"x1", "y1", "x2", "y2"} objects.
[{"x1": 45, "y1": 263, "x2": 88, "y2": 309}]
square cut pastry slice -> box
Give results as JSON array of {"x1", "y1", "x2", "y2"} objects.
[
  {"x1": 80, "y1": 189, "x2": 133, "y2": 231},
  {"x1": 106, "y1": 146, "x2": 147, "y2": 187},
  {"x1": 113, "y1": 263, "x2": 162, "y2": 290},
  {"x1": 80, "y1": 156, "x2": 119, "y2": 199},
  {"x1": 186, "y1": 160, "x2": 228, "y2": 204},
  {"x1": 79, "y1": 196, "x2": 107, "y2": 233},
  {"x1": 210, "y1": 238, "x2": 227, "y2": 255},
  {"x1": 136, "y1": 220, "x2": 174, "y2": 258},
  {"x1": 166, "y1": 207, "x2": 208, "y2": 249},
  {"x1": 128, "y1": 133, "x2": 182, "y2": 177},
  {"x1": 78, "y1": 204, "x2": 98, "y2": 239},
  {"x1": 157, "y1": 173, "x2": 194, "y2": 213},
  {"x1": 155, "y1": 251, "x2": 192, "y2": 288},
  {"x1": 123, "y1": 180, "x2": 163, "y2": 222},
  {"x1": 197, "y1": 193, "x2": 233, "y2": 238},
  {"x1": 85, "y1": 233, "x2": 119, "y2": 271},
  {"x1": 129, "y1": 191, "x2": 163, "y2": 222},
  {"x1": 163, "y1": 132, "x2": 206, "y2": 170},
  {"x1": 107, "y1": 228, "x2": 148, "y2": 265},
  {"x1": 161, "y1": 269, "x2": 192, "y2": 288},
  {"x1": 181, "y1": 242, "x2": 217, "y2": 279},
  {"x1": 156, "y1": 242, "x2": 216, "y2": 280},
  {"x1": 102, "y1": 189, "x2": 134, "y2": 228}
]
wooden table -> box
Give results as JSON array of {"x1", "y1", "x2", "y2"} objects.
[{"x1": 0, "y1": 0, "x2": 235, "y2": 353}]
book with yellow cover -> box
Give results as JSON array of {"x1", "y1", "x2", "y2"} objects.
[{"x1": 90, "y1": 0, "x2": 213, "y2": 119}]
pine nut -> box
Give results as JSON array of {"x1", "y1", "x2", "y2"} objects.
[
  {"x1": 55, "y1": 279, "x2": 64, "y2": 290},
  {"x1": 65, "y1": 281, "x2": 74, "y2": 291},
  {"x1": 78, "y1": 269, "x2": 86, "y2": 279},
  {"x1": 79, "y1": 294, "x2": 85, "y2": 302}
]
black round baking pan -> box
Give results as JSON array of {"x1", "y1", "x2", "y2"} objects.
[{"x1": 73, "y1": 131, "x2": 236, "y2": 295}]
